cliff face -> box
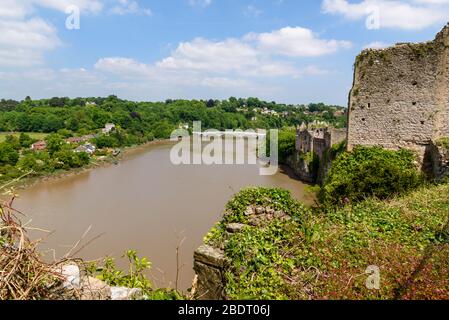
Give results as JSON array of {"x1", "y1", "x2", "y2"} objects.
[{"x1": 347, "y1": 23, "x2": 449, "y2": 177}]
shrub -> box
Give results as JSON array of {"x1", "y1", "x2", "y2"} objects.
[
  {"x1": 0, "y1": 142, "x2": 19, "y2": 166},
  {"x1": 266, "y1": 128, "x2": 296, "y2": 163},
  {"x1": 277, "y1": 129, "x2": 296, "y2": 162},
  {"x1": 52, "y1": 149, "x2": 88, "y2": 169},
  {"x1": 19, "y1": 133, "x2": 35, "y2": 148},
  {"x1": 93, "y1": 134, "x2": 119, "y2": 149},
  {"x1": 86, "y1": 250, "x2": 183, "y2": 300},
  {"x1": 319, "y1": 146, "x2": 423, "y2": 206}
]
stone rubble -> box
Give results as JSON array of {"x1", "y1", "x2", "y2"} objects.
[{"x1": 57, "y1": 263, "x2": 144, "y2": 300}]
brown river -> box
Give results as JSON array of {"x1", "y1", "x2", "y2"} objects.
[{"x1": 14, "y1": 140, "x2": 312, "y2": 292}]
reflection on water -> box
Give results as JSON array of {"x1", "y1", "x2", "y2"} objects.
[{"x1": 14, "y1": 141, "x2": 312, "y2": 291}]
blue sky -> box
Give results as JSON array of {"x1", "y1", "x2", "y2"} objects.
[{"x1": 0, "y1": 0, "x2": 448, "y2": 105}]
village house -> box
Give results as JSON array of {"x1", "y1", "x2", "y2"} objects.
[
  {"x1": 75, "y1": 143, "x2": 96, "y2": 155},
  {"x1": 66, "y1": 135, "x2": 96, "y2": 145},
  {"x1": 30, "y1": 140, "x2": 47, "y2": 151},
  {"x1": 66, "y1": 137, "x2": 84, "y2": 144}
]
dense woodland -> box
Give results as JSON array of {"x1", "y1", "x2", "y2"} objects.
[{"x1": 0, "y1": 96, "x2": 346, "y2": 136}]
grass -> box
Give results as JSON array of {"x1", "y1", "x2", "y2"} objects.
[
  {"x1": 207, "y1": 185, "x2": 449, "y2": 300},
  {"x1": 0, "y1": 132, "x2": 48, "y2": 143},
  {"x1": 436, "y1": 137, "x2": 449, "y2": 151}
]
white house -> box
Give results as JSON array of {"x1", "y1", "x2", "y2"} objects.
[
  {"x1": 102, "y1": 123, "x2": 116, "y2": 134},
  {"x1": 75, "y1": 143, "x2": 96, "y2": 155}
]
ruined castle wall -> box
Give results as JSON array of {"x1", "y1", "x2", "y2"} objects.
[
  {"x1": 313, "y1": 137, "x2": 327, "y2": 159},
  {"x1": 348, "y1": 24, "x2": 449, "y2": 164},
  {"x1": 328, "y1": 128, "x2": 347, "y2": 147},
  {"x1": 434, "y1": 26, "x2": 449, "y2": 139}
]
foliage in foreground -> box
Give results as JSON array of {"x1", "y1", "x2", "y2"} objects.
[
  {"x1": 319, "y1": 146, "x2": 424, "y2": 206},
  {"x1": 207, "y1": 185, "x2": 449, "y2": 300},
  {"x1": 0, "y1": 199, "x2": 65, "y2": 300},
  {"x1": 86, "y1": 250, "x2": 183, "y2": 300}
]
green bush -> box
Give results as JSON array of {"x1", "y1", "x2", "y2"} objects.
[
  {"x1": 19, "y1": 133, "x2": 35, "y2": 148},
  {"x1": 52, "y1": 149, "x2": 89, "y2": 169},
  {"x1": 277, "y1": 129, "x2": 296, "y2": 162},
  {"x1": 0, "y1": 142, "x2": 19, "y2": 166},
  {"x1": 93, "y1": 134, "x2": 119, "y2": 149},
  {"x1": 266, "y1": 128, "x2": 296, "y2": 163},
  {"x1": 86, "y1": 250, "x2": 183, "y2": 300},
  {"x1": 319, "y1": 146, "x2": 423, "y2": 206}
]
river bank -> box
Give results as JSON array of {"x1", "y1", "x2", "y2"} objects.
[{"x1": 3, "y1": 139, "x2": 174, "y2": 192}]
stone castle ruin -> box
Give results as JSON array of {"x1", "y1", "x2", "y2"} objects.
[
  {"x1": 296, "y1": 121, "x2": 347, "y2": 161},
  {"x1": 289, "y1": 121, "x2": 346, "y2": 184},
  {"x1": 348, "y1": 23, "x2": 449, "y2": 179}
]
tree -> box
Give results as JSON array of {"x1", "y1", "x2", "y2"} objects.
[
  {"x1": 45, "y1": 134, "x2": 64, "y2": 155},
  {"x1": 206, "y1": 99, "x2": 215, "y2": 108},
  {"x1": 0, "y1": 142, "x2": 19, "y2": 166},
  {"x1": 5, "y1": 135, "x2": 21, "y2": 150},
  {"x1": 277, "y1": 129, "x2": 297, "y2": 162},
  {"x1": 94, "y1": 135, "x2": 118, "y2": 149},
  {"x1": 19, "y1": 133, "x2": 35, "y2": 148}
]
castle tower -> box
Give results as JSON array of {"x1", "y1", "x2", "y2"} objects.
[{"x1": 347, "y1": 23, "x2": 449, "y2": 164}]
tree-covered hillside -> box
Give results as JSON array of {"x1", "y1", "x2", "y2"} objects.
[{"x1": 0, "y1": 96, "x2": 346, "y2": 137}]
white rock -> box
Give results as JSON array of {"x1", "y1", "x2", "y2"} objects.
[
  {"x1": 61, "y1": 264, "x2": 81, "y2": 289},
  {"x1": 111, "y1": 287, "x2": 143, "y2": 300}
]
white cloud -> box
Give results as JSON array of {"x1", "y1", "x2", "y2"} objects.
[
  {"x1": 94, "y1": 57, "x2": 154, "y2": 77},
  {"x1": 157, "y1": 38, "x2": 261, "y2": 73},
  {"x1": 244, "y1": 5, "x2": 262, "y2": 17},
  {"x1": 32, "y1": 0, "x2": 103, "y2": 14},
  {"x1": 86, "y1": 26, "x2": 350, "y2": 100},
  {"x1": 110, "y1": 0, "x2": 152, "y2": 16},
  {"x1": 0, "y1": 0, "x2": 30, "y2": 18},
  {"x1": 188, "y1": 0, "x2": 212, "y2": 7},
  {"x1": 0, "y1": 18, "x2": 60, "y2": 67},
  {"x1": 156, "y1": 27, "x2": 350, "y2": 78},
  {"x1": 0, "y1": 0, "x2": 104, "y2": 68},
  {"x1": 249, "y1": 26, "x2": 352, "y2": 57},
  {"x1": 322, "y1": 0, "x2": 449, "y2": 30}
]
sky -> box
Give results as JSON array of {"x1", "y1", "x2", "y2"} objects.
[{"x1": 0, "y1": 0, "x2": 448, "y2": 105}]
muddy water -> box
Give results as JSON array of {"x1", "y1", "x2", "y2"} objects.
[{"x1": 14, "y1": 141, "x2": 312, "y2": 292}]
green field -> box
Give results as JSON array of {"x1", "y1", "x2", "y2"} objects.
[{"x1": 0, "y1": 132, "x2": 48, "y2": 143}]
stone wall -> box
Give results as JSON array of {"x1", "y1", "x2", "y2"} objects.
[
  {"x1": 193, "y1": 207, "x2": 292, "y2": 300},
  {"x1": 327, "y1": 128, "x2": 347, "y2": 147},
  {"x1": 285, "y1": 152, "x2": 317, "y2": 183},
  {"x1": 347, "y1": 23, "x2": 449, "y2": 172},
  {"x1": 193, "y1": 245, "x2": 226, "y2": 300}
]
